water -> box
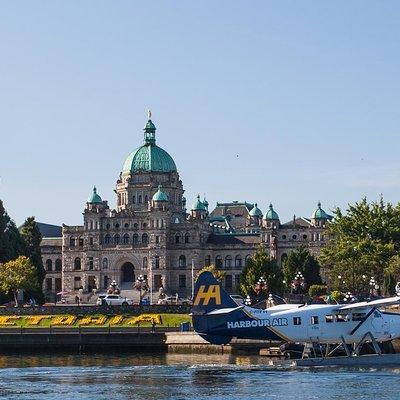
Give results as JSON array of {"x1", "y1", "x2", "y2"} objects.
[{"x1": 0, "y1": 354, "x2": 398, "y2": 399}]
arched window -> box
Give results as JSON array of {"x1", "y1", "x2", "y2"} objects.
[
  {"x1": 138, "y1": 195, "x2": 142, "y2": 204},
  {"x1": 142, "y1": 233, "x2": 149, "y2": 245},
  {"x1": 144, "y1": 195, "x2": 148, "y2": 203},
  {"x1": 102, "y1": 258, "x2": 108, "y2": 270},
  {"x1": 114, "y1": 234, "x2": 120, "y2": 245},
  {"x1": 104, "y1": 235, "x2": 111, "y2": 244},
  {"x1": 143, "y1": 257, "x2": 148, "y2": 269},
  {"x1": 69, "y1": 237, "x2": 76, "y2": 247},
  {"x1": 46, "y1": 259, "x2": 52, "y2": 272},
  {"x1": 132, "y1": 195, "x2": 136, "y2": 204},
  {"x1": 245, "y1": 255, "x2": 251, "y2": 265},
  {"x1": 184, "y1": 234, "x2": 190, "y2": 244},
  {"x1": 123, "y1": 234, "x2": 129, "y2": 244},
  {"x1": 178, "y1": 255, "x2": 186, "y2": 268},
  {"x1": 133, "y1": 234, "x2": 139, "y2": 245},
  {"x1": 205, "y1": 255, "x2": 211, "y2": 266},
  {"x1": 55, "y1": 259, "x2": 62, "y2": 271},
  {"x1": 175, "y1": 234, "x2": 181, "y2": 244},
  {"x1": 215, "y1": 255, "x2": 223, "y2": 268},
  {"x1": 225, "y1": 255, "x2": 232, "y2": 268},
  {"x1": 235, "y1": 255, "x2": 242, "y2": 268},
  {"x1": 74, "y1": 257, "x2": 81, "y2": 270}
]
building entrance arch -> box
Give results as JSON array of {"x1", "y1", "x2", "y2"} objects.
[{"x1": 121, "y1": 262, "x2": 135, "y2": 284}]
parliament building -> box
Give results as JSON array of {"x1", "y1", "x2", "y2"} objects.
[{"x1": 40, "y1": 116, "x2": 331, "y2": 299}]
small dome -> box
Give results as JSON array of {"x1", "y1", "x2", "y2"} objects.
[
  {"x1": 264, "y1": 203, "x2": 279, "y2": 220},
  {"x1": 87, "y1": 186, "x2": 102, "y2": 203},
  {"x1": 249, "y1": 203, "x2": 263, "y2": 217},
  {"x1": 152, "y1": 185, "x2": 168, "y2": 202},
  {"x1": 312, "y1": 201, "x2": 328, "y2": 219},
  {"x1": 203, "y1": 197, "x2": 209, "y2": 208},
  {"x1": 191, "y1": 195, "x2": 207, "y2": 211}
]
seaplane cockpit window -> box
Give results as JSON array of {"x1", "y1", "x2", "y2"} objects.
[
  {"x1": 374, "y1": 310, "x2": 382, "y2": 318},
  {"x1": 352, "y1": 313, "x2": 366, "y2": 321},
  {"x1": 293, "y1": 317, "x2": 301, "y2": 325},
  {"x1": 311, "y1": 316, "x2": 319, "y2": 325},
  {"x1": 325, "y1": 315, "x2": 333, "y2": 323}
]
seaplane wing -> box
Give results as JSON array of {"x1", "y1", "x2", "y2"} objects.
[{"x1": 336, "y1": 296, "x2": 400, "y2": 311}]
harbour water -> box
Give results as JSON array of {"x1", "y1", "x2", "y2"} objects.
[{"x1": 0, "y1": 354, "x2": 399, "y2": 399}]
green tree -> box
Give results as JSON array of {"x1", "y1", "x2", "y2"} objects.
[
  {"x1": 239, "y1": 248, "x2": 283, "y2": 297},
  {"x1": 19, "y1": 217, "x2": 45, "y2": 303},
  {"x1": 196, "y1": 264, "x2": 226, "y2": 283},
  {"x1": 0, "y1": 200, "x2": 25, "y2": 263},
  {"x1": 320, "y1": 197, "x2": 400, "y2": 294},
  {"x1": 283, "y1": 246, "x2": 322, "y2": 288},
  {"x1": 0, "y1": 256, "x2": 38, "y2": 306}
]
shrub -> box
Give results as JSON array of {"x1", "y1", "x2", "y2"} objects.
[{"x1": 308, "y1": 284, "x2": 327, "y2": 297}]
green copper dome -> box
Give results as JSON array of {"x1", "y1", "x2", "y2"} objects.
[
  {"x1": 312, "y1": 201, "x2": 328, "y2": 219},
  {"x1": 152, "y1": 185, "x2": 169, "y2": 202},
  {"x1": 122, "y1": 118, "x2": 177, "y2": 174},
  {"x1": 264, "y1": 203, "x2": 279, "y2": 220},
  {"x1": 87, "y1": 186, "x2": 102, "y2": 203},
  {"x1": 249, "y1": 203, "x2": 263, "y2": 217},
  {"x1": 191, "y1": 195, "x2": 207, "y2": 211}
]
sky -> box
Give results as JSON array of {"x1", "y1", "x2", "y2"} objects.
[{"x1": 1, "y1": 1, "x2": 400, "y2": 226}]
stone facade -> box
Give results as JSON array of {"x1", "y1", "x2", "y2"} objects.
[{"x1": 40, "y1": 116, "x2": 330, "y2": 299}]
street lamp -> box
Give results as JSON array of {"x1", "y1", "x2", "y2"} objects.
[{"x1": 244, "y1": 295, "x2": 251, "y2": 306}]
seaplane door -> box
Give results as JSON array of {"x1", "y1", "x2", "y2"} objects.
[
  {"x1": 371, "y1": 310, "x2": 388, "y2": 336},
  {"x1": 307, "y1": 315, "x2": 321, "y2": 340}
]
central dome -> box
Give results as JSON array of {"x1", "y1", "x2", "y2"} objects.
[{"x1": 122, "y1": 118, "x2": 177, "y2": 174}]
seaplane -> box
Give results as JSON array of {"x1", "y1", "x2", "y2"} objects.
[{"x1": 192, "y1": 272, "x2": 400, "y2": 365}]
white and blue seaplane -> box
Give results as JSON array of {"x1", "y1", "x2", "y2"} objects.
[{"x1": 192, "y1": 272, "x2": 400, "y2": 365}]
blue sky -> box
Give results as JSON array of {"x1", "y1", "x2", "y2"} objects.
[{"x1": 1, "y1": 1, "x2": 400, "y2": 226}]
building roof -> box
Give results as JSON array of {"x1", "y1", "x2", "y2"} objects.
[
  {"x1": 312, "y1": 201, "x2": 328, "y2": 219},
  {"x1": 122, "y1": 118, "x2": 177, "y2": 174},
  {"x1": 87, "y1": 186, "x2": 102, "y2": 203},
  {"x1": 249, "y1": 203, "x2": 263, "y2": 217},
  {"x1": 152, "y1": 185, "x2": 169, "y2": 202},
  {"x1": 264, "y1": 203, "x2": 279, "y2": 220},
  {"x1": 36, "y1": 222, "x2": 62, "y2": 238},
  {"x1": 207, "y1": 233, "x2": 261, "y2": 246},
  {"x1": 191, "y1": 195, "x2": 207, "y2": 211}
]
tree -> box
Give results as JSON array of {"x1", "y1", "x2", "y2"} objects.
[
  {"x1": 239, "y1": 248, "x2": 283, "y2": 297},
  {"x1": 196, "y1": 265, "x2": 225, "y2": 283},
  {"x1": 320, "y1": 197, "x2": 400, "y2": 294},
  {"x1": 0, "y1": 256, "x2": 38, "y2": 306},
  {"x1": 19, "y1": 217, "x2": 45, "y2": 302},
  {"x1": 283, "y1": 246, "x2": 322, "y2": 289},
  {"x1": 0, "y1": 200, "x2": 25, "y2": 263}
]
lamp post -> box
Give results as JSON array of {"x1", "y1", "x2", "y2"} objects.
[
  {"x1": 136, "y1": 274, "x2": 146, "y2": 305},
  {"x1": 369, "y1": 277, "x2": 376, "y2": 297},
  {"x1": 191, "y1": 259, "x2": 195, "y2": 300}
]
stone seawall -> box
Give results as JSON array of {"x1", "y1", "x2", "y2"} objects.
[{"x1": 0, "y1": 305, "x2": 191, "y2": 316}]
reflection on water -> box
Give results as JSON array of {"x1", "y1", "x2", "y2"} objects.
[{"x1": 0, "y1": 354, "x2": 399, "y2": 399}]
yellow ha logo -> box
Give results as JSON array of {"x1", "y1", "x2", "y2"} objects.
[{"x1": 193, "y1": 285, "x2": 221, "y2": 306}]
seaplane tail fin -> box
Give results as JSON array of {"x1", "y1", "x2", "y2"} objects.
[{"x1": 191, "y1": 271, "x2": 237, "y2": 314}]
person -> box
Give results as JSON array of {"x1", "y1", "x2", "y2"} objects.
[
  {"x1": 175, "y1": 293, "x2": 179, "y2": 304},
  {"x1": 75, "y1": 295, "x2": 79, "y2": 305}
]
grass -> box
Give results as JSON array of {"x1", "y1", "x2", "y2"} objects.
[{"x1": 0, "y1": 313, "x2": 191, "y2": 328}]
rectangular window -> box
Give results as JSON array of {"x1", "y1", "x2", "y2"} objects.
[
  {"x1": 74, "y1": 277, "x2": 81, "y2": 290},
  {"x1": 155, "y1": 236, "x2": 160, "y2": 244},
  {"x1": 311, "y1": 316, "x2": 319, "y2": 325},
  {"x1": 45, "y1": 278, "x2": 52, "y2": 291},
  {"x1": 325, "y1": 315, "x2": 333, "y2": 323},
  {"x1": 293, "y1": 317, "x2": 301, "y2": 325},
  {"x1": 179, "y1": 275, "x2": 186, "y2": 288},
  {"x1": 89, "y1": 237, "x2": 94, "y2": 245},
  {"x1": 89, "y1": 257, "x2": 94, "y2": 270},
  {"x1": 225, "y1": 275, "x2": 232, "y2": 289},
  {"x1": 70, "y1": 238, "x2": 76, "y2": 247},
  {"x1": 55, "y1": 278, "x2": 62, "y2": 292},
  {"x1": 79, "y1": 238, "x2": 84, "y2": 246},
  {"x1": 335, "y1": 314, "x2": 347, "y2": 323},
  {"x1": 235, "y1": 274, "x2": 240, "y2": 288}
]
